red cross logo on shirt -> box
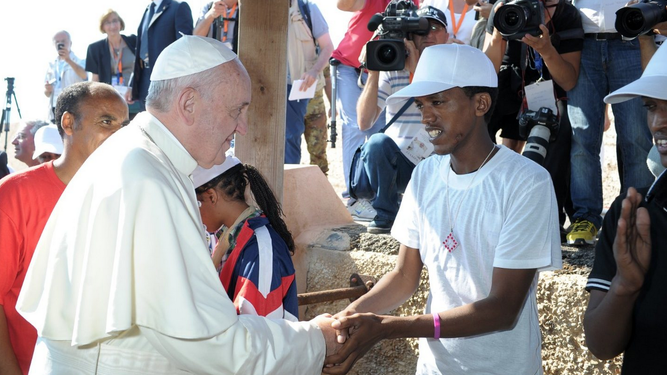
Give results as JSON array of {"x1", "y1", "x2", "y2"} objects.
[{"x1": 443, "y1": 233, "x2": 458, "y2": 253}]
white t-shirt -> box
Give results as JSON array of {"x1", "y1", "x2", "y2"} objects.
[
  {"x1": 391, "y1": 146, "x2": 561, "y2": 375},
  {"x1": 572, "y1": 0, "x2": 628, "y2": 33}
]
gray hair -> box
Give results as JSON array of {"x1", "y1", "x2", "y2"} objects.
[
  {"x1": 146, "y1": 66, "x2": 226, "y2": 112},
  {"x1": 27, "y1": 120, "x2": 50, "y2": 135}
]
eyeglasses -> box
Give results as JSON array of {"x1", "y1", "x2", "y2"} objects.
[{"x1": 103, "y1": 19, "x2": 121, "y2": 26}]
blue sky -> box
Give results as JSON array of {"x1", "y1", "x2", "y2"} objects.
[{"x1": 0, "y1": 0, "x2": 351, "y2": 122}]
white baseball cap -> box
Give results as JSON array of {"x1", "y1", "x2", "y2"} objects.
[
  {"x1": 192, "y1": 155, "x2": 242, "y2": 188},
  {"x1": 387, "y1": 44, "x2": 497, "y2": 105},
  {"x1": 605, "y1": 42, "x2": 667, "y2": 104},
  {"x1": 151, "y1": 35, "x2": 238, "y2": 81},
  {"x1": 33, "y1": 124, "x2": 63, "y2": 159}
]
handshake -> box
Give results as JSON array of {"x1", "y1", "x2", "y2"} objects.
[{"x1": 311, "y1": 309, "x2": 395, "y2": 375}]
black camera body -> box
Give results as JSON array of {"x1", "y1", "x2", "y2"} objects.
[
  {"x1": 492, "y1": 0, "x2": 544, "y2": 40},
  {"x1": 57, "y1": 43, "x2": 65, "y2": 50},
  {"x1": 616, "y1": 0, "x2": 667, "y2": 38},
  {"x1": 519, "y1": 107, "x2": 559, "y2": 165},
  {"x1": 366, "y1": 0, "x2": 429, "y2": 71}
]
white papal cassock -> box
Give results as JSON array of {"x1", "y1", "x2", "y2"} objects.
[{"x1": 17, "y1": 112, "x2": 326, "y2": 374}]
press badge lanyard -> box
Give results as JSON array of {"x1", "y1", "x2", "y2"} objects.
[
  {"x1": 449, "y1": 3, "x2": 469, "y2": 39},
  {"x1": 111, "y1": 46, "x2": 124, "y2": 86},
  {"x1": 222, "y1": 3, "x2": 237, "y2": 42}
]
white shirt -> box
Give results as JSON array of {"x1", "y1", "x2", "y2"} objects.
[
  {"x1": 44, "y1": 52, "x2": 86, "y2": 117},
  {"x1": 392, "y1": 146, "x2": 562, "y2": 374},
  {"x1": 572, "y1": 0, "x2": 629, "y2": 33},
  {"x1": 17, "y1": 112, "x2": 326, "y2": 374}
]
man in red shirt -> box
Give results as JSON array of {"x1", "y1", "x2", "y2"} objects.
[{"x1": 0, "y1": 82, "x2": 129, "y2": 374}]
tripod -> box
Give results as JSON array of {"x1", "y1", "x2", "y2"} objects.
[{"x1": 2, "y1": 77, "x2": 22, "y2": 151}]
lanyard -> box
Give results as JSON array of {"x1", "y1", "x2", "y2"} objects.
[
  {"x1": 449, "y1": 3, "x2": 469, "y2": 39},
  {"x1": 222, "y1": 4, "x2": 237, "y2": 42},
  {"x1": 111, "y1": 43, "x2": 124, "y2": 86}
]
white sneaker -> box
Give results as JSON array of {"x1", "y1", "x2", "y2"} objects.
[{"x1": 347, "y1": 199, "x2": 377, "y2": 222}]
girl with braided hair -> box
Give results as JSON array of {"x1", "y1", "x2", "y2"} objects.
[{"x1": 192, "y1": 156, "x2": 298, "y2": 321}]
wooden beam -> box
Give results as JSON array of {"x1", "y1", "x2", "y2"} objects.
[{"x1": 235, "y1": 0, "x2": 288, "y2": 201}]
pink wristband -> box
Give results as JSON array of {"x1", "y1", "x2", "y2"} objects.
[{"x1": 433, "y1": 313, "x2": 441, "y2": 340}]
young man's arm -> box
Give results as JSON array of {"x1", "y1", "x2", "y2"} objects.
[
  {"x1": 325, "y1": 264, "x2": 537, "y2": 374},
  {"x1": 584, "y1": 188, "x2": 651, "y2": 360},
  {"x1": 338, "y1": 0, "x2": 365, "y2": 12},
  {"x1": 0, "y1": 307, "x2": 22, "y2": 375}
]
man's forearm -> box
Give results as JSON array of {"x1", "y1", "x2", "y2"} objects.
[
  {"x1": 194, "y1": 16, "x2": 215, "y2": 37},
  {"x1": 0, "y1": 306, "x2": 22, "y2": 375},
  {"x1": 584, "y1": 288, "x2": 638, "y2": 360},
  {"x1": 67, "y1": 60, "x2": 88, "y2": 80},
  {"x1": 356, "y1": 70, "x2": 382, "y2": 131}
]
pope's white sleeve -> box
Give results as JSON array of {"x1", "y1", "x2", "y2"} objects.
[{"x1": 139, "y1": 315, "x2": 326, "y2": 375}]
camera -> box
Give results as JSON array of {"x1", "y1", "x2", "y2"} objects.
[
  {"x1": 615, "y1": 0, "x2": 667, "y2": 38},
  {"x1": 57, "y1": 43, "x2": 65, "y2": 50},
  {"x1": 518, "y1": 107, "x2": 559, "y2": 165},
  {"x1": 492, "y1": 0, "x2": 544, "y2": 40},
  {"x1": 366, "y1": 0, "x2": 429, "y2": 71}
]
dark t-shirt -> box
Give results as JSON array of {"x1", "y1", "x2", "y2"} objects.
[
  {"x1": 488, "y1": 0, "x2": 583, "y2": 113},
  {"x1": 586, "y1": 177, "x2": 667, "y2": 374}
]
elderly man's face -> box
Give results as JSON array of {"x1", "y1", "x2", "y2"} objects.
[
  {"x1": 65, "y1": 89, "x2": 129, "y2": 160},
  {"x1": 11, "y1": 123, "x2": 36, "y2": 165},
  {"x1": 53, "y1": 32, "x2": 71, "y2": 52},
  {"x1": 413, "y1": 20, "x2": 449, "y2": 53},
  {"x1": 643, "y1": 97, "x2": 667, "y2": 168},
  {"x1": 197, "y1": 63, "x2": 250, "y2": 168}
]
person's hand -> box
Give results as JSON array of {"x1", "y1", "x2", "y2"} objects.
[
  {"x1": 299, "y1": 70, "x2": 318, "y2": 91},
  {"x1": 653, "y1": 7, "x2": 667, "y2": 34},
  {"x1": 322, "y1": 313, "x2": 389, "y2": 374},
  {"x1": 311, "y1": 314, "x2": 342, "y2": 357},
  {"x1": 612, "y1": 187, "x2": 652, "y2": 296},
  {"x1": 124, "y1": 88, "x2": 135, "y2": 104},
  {"x1": 473, "y1": 1, "x2": 493, "y2": 19},
  {"x1": 206, "y1": 1, "x2": 228, "y2": 19},
  {"x1": 44, "y1": 82, "x2": 54, "y2": 97},
  {"x1": 57, "y1": 44, "x2": 71, "y2": 61},
  {"x1": 331, "y1": 308, "x2": 357, "y2": 344},
  {"x1": 521, "y1": 24, "x2": 554, "y2": 56},
  {"x1": 358, "y1": 43, "x2": 369, "y2": 70},
  {"x1": 404, "y1": 38, "x2": 420, "y2": 74}
]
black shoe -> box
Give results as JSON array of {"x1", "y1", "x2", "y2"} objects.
[{"x1": 367, "y1": 219, "x2": 393, "y2": 234}]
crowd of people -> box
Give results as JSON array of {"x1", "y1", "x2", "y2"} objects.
[{"x1": 0, "y1": 0, "x2": 666, "y2": 374}]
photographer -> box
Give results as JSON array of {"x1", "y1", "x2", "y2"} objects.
[
  {"x1": 44, "y1": 31, "x2": 87, "y2": 122},
  {"x1": 484, "y1": 0, "x2": 583, "y2": 241},
  {"x1": 565, "y1": 0, "x2": 655, "y2": 246},
  {"x1": 354, "y1": 6, "x2": 448, "y2": 233}
]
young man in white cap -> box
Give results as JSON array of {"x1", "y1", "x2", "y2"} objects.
[
  {"x1": 17, "y1": 35, "x2": 339, "y2": 374},
  {"x1": 584, "y1": 41, "x2": 667, "y2": 374},
  {"x1": 32, "y1": 124, "x2": 63, "y2": 164},
  {"x1": 324, "y1": 44, "x2": 562, "y2": 375},
  {"x1": 0, "y1": 81, "x2": 129, "y2": 375}
]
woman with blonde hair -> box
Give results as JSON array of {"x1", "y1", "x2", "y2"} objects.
[{"x1": 85, "y1": 9, "x2": 140, "y2": 117}]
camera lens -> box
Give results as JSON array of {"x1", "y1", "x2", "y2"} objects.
[
  {"x1": 377, "y1": 44, "x2": 398, "y2": 65},
  {"x1": 504, "y1": 10, "x2": 521, "y2": 28}
]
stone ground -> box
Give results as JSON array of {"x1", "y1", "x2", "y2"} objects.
[{"x1": 298, "y1": 118, "x2": 627, "y2": 374}]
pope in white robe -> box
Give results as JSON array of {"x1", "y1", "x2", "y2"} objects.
[{"x1": 17, "y1": 36, "x2": 331, "y2": 374}]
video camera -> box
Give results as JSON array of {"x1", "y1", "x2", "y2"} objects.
[
  {"x1": 615, "y1": 0, "x2": 667, "y2": 38},
  {"x1": 518, "y1": 107, "x2": 559, "y2": 165},
  {"x1": 492, "y1": 0, "x2": 544, "y2": 40},
  {"x1": 366, "y1": 0, "x2": 429, "y2": 71}
]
